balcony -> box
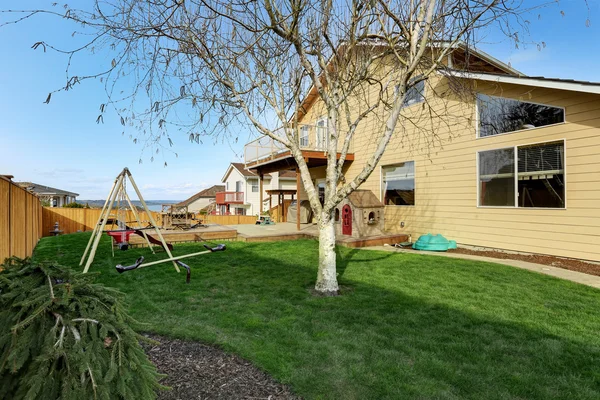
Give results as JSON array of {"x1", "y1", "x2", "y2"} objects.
[
  {"x1": 244, "y1": 124, "x2": 354, "y2": 173},
  {"x1": 216, "y1": 191, "x2": 244, "y2": 205}
]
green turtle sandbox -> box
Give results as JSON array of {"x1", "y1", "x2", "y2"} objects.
[{"x1": 412, "y1": 233, "x2": 457, "y2": 251}]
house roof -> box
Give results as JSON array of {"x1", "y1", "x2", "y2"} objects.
[
  {"x1": 222, "y1": 163, "x2": 296, "y2": 182},
  {"x1": 347, "y1": 190, "x2": 384, "y2": 208},
  {"x1": 16, "y1": 182, "x2": 79, "y2": 197},
  {"x1": 176, "y1": 184, "x2": 225, "y2": 206},
  {"x1": 294, "y1": 42, "x2": 521, "y2": 123},
  {"x1": 442, "y1": 70, "x2": 600, "y2": 95}
]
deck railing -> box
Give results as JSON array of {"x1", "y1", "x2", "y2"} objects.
[
  {"x1": 215, "y1": 191, "x2": 244, "y2": 204},
  {"x1": 244, "y1": 124, "x2": 353, "y2": 165}
]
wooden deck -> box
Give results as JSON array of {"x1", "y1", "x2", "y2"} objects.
[
  {"x1": 126, "y1": 222, "x2": 408, "y2": 249},
  {"x1": 233, "y1": 223, "x2": 409, "y2": 248}
]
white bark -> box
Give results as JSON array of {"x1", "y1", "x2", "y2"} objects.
[{"x1": 315, "y1": 213, "x2": 338, "y2": 295}]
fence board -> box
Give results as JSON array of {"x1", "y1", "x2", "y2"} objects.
[
  {"x1": 203, "y1": 215, "x2": 257, "y2": 225},
  {"x1": 42, "y1": 208, "x2": 164, "y2": 236},
  {"x1": 0, "y1": 177, "x2": 43, "y2": 262}
]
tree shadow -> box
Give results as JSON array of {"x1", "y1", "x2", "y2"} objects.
[{"x1": 34, "y1": 235, "x2": 600, "y2": 400}]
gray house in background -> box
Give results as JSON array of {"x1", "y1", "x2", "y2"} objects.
[
  {"x1": 16, "y1": 182, "x2": 79, "y2": 207},
  {"x1": 176, "y1": 184, "x2": 225, "y2": 213}
]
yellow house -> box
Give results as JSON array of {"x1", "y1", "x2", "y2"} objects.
[{"x1": 244, "y1": 46, "x2": 600, "y2": 262}]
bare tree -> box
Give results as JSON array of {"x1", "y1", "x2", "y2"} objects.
[{"x1": 2, "y1": 0, "x2": 552, "y2": 294}]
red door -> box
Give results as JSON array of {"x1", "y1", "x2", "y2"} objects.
[{"x1": 342, "y1": 205, "x2": 352, "y2": 236}]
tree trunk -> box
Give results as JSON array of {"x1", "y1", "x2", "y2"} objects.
[{"x1": 315, "y1": 214, "x2": 339, "y2": 295}]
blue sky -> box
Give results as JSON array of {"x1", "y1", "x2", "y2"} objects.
[{"x1": 0, "y1": 1, "x2": 599, "y2": 200}]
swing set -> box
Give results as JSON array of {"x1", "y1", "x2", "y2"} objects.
[{"x1": 80, "y1": 168, "x2": 225, "y2": 282}]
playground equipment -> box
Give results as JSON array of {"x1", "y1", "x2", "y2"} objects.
[
  {"x1": 161, "y1": 204, "x2": 206, "y2": 230},
  {"x1": 412, "y1": 233, "x2": 457, "y2": 252},
  {"x1": 255, "y1": 215, "x2": 276, "y2": 225},
  {"x1": 80, "y1": 168, "x2": 181, "y2": 273},
  {"x1": 115, "y1": 244, "x2": 226, "y2": 283}
]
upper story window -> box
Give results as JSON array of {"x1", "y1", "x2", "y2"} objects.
[
  {"x1": 299, "y1": 125, "x2": 309, "y2": 147},
  {"x1": 477, "y1": 94, "x2": 565, "y2": 138},
  {"x1": 402, "y1": 79, "x2": 425, "y2": 108},
  {"x1": 382, "y1": 161, "x2": 415, "y2": 206},
  {"x1": 251, "y1": 180, "x2": 259, "y2": 192}
]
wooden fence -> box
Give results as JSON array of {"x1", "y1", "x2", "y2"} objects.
[
  {"x1": 42, "y1": 208, "x2": 163, "y2": 237},
  {"x1": 202, "y1": 214, "x2": 257, "y2": 225},
  {"x1": 41, "y1": 208, "x2": 257, "y2": 237},
  {"x1": 0, "y1": 177, "x2": 43, "y2": 261}
]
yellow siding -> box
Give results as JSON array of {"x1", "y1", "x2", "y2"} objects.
[{"x1": 300, "y1": 73, "x2": 600, "y2": 262}]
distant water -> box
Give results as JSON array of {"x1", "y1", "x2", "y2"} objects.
[
  {"x1": 146, "y1": 204, "x2": 169, "y2": 212},
  {"x1": 78, "y1": 200, "x2": 180, "y2": 212}
]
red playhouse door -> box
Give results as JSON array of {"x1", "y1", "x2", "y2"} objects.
[{"x1": 342, "y1": 204, "x2": 352, "y2": 236}]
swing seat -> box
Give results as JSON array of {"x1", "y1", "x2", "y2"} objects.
[{"x1": 106, "y1": 230, "x2": 135, "y2": 244}]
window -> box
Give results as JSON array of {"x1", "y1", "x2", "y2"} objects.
[
  {"x1": 479, "y1": 141, "x2": 565, "y2": 208},
  {"x1": 477, "y1": 94, "x2": 565, "y2": 138},
  {"x1": 316, "y1": 118, "x2": 327, "y2": 150},
  {"x1": 300, "y1": 125, "x2": 309, "y2": 147},
  {"x1": 225, "y1": 182, "x2": 229, "y2": 190},
  {"x1": 316, "y1": 180, "x2": 326, "y2": 205},
  {"x1": 335, "y1": 208, "x2": 340, "y2": 222},
  {"x1": 235, "y1": 207, "x2": 246, "y2": 216},
  {"x1": 382, "y1": 162, "x2": 415, "y2": 205},
  {"x1": 251, "y1": 180, "x2": 259, "y2": 193},
  {"x1": 402, "y1": 79, "x2": 425, "y2": 108},
  {"x1": 235, "y1": 181, "x2": 243, "y2": 193},
  {"x1": 478, "y1": 148, "x2": 515, "y2": 207}
]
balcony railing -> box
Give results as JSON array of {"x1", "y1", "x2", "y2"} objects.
[
  {"x1": 244, "y1": 124, "x2": 353, "y2": 166},
  {"x1": 215, "y1": 191, "x2": 244, "y2": 204}
]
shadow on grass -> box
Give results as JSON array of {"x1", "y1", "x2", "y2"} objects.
[{"x1": 33, "y1": 234, "x2": 600, "y2": 400}]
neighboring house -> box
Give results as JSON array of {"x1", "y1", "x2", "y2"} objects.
[
  {"x1": 16, "y1": 182, "x2": 79, "y2": 207},
  {"x1": 243, "y1": 43, "x2": 600, "y2": 262},
  {"x1": 217, "y1": 162, "x2": 296, "y2": 215},
  {"x1": 176, "y1": 184, "x2": 225, "y2": 213}
]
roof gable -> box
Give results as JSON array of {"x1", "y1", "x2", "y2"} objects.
[
  {"x1": 177, "y1": 184, "x2": 225, "y2": 206},
  {"x1": 347, "y1": 190, "x2": 383, "y2": 208}
]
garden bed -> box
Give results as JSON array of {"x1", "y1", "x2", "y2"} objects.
[
  {"x1": 144, "y1": 334, "x2": 299, "y2": 400},
  {"x1": 449, "y1": 247, "x2": 600, "y2": 277}
]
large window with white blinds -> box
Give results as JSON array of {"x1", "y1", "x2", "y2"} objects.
[
  {"x1": 478, "y1": 140, "x2": 565, "y2": 208},
  {"x1": 382, "y1": 161, "x2": 415, "y2": 206}
]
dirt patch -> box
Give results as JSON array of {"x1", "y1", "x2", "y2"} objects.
[
  {"x1": 143, "y1": 334, "x2": 300, "y2": 400},
  {"x1": 448, "y1": 247, "x2": 600, "y2": 277}
]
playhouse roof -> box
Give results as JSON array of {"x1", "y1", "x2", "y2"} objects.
[{"x1": 347, "y1": 190, "x2": 384, "y2": 208}]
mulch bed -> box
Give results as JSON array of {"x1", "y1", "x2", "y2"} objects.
[
  {"x1": 448, "y1": 247, "x2": 600, "y2": 277},
  {"x1": 143, "y1": 334, "x2": 300, "y2": 400}
]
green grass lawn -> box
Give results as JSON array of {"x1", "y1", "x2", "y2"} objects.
[{"x1": 33, "y1": 233, "x2": 600, "y2": 400}]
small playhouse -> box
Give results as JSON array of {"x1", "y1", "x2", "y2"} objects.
[{"x1": 335, "y1": 190, "x2": 385, "y2": 238}]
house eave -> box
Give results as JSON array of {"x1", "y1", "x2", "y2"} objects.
[{"x1": 441, "y1": 70, "x2": 600, "y2": 95}]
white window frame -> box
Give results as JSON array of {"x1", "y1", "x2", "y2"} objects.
[
  {"x1": 316, "y1": 117, "x2": 328, "y2": 150},
  {"x1": 476, "y1": 138, "x2": 567, "y2": 209},
  {"x1": 299, "y1": 125, "x2": 310, "y2": 148},
  {"x1": 475, "y1": 93, "x2": 566, "y2": 139},
  {"x1": 381, "y1": 161, "x2": 416, "y2": 207},
  {"x1": 401, "y1": 78, "x2": 426, "y2": 108},
  {"x1": 250, "y1": 179, "x2": 259, "y2": 193}
]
